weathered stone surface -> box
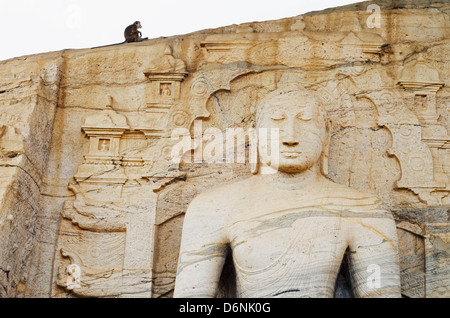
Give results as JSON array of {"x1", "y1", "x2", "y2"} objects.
[
  {"x1": 174, "y1": 84, "x2": 402, "y2": 297},
  {"x1": 0, "y1": 0, "x2": 449, "y2": 298}
]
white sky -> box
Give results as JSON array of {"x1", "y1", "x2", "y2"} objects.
[{"x1": 0, "y1": 0, "x2": 360, "y2": 61}]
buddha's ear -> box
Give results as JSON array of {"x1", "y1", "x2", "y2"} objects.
[
  {"x1": 248, "y1": 127, "x2": 259, "y2": 175},
  {"x1": 320, "y1": 119, "x2": 332, "y2": 176}
]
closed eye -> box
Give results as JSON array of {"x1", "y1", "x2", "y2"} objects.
[
  {"x1": 297, "y1": 112, "x2": 313, "y2": 121},
  {"x1": 270, "y1": 111, "x2": 286, "y2": 121}
]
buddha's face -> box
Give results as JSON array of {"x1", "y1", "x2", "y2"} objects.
[{"x1": 256, "y1": 91, "x2": 327, "y2": 174}]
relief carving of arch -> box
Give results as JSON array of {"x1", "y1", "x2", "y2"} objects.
[{"x1": 363, "y1": 88, "x2": 446, "y2": 205}]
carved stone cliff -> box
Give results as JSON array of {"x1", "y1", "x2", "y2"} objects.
[{"x1": 0, "y1": 0, "x2": 449, "y2": 297}]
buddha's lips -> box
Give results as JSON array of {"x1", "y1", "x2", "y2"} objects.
[{"x1": 281, "y1": 151, "x2": 301, "y2": 158}]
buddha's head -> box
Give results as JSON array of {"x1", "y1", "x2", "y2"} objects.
[{"x1": 252, "y1": 84, "x2": 330, "y2": 175}]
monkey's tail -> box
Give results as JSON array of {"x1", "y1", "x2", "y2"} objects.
[
  {"x1": 90, "y1": 37, "x2": 149, "y2": 49},
  {"x1": 90, "y1": 41, "x2": 126, "y2": 49}
]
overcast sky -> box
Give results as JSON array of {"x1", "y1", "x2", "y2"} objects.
[{"x1": 0, "y1": 0, "x2": 361, "y2": 61}]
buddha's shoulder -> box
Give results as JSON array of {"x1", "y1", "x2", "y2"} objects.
[
  {"x1": 322, "y1": 179, "x2": 379, "y2": 199},
  {"x1": 320, "y1": 179, "x2": 391, "y2": 214},
  {"x1": 188, "y1": 176, "x2": 391, "y2": 215},
  {"x1": 191, "y1": 176, "x2": 384, "y2": 200},
  {"x1": 188, "y1": 176, "x2": 254, "y2": 208}
]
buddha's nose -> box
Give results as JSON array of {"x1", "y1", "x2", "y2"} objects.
[
  {"x1": 282, "y1": 138, "x2": 299, "y2": 147},
  {"x1": 282, "y1": 119, "x2": 299, "y2": 146},
  {"x1": 282, "y1": 131, "x2": 299, "y2": 146}
]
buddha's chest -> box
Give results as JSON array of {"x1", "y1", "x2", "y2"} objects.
[{"x1": 227, "y1": 210, "x2": 348, "y2": 273}]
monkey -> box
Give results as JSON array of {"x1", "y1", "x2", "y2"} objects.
[
  {"x1": 91, "y1": 21, "x2": 148, "y2": 49},
  {"x1": 124, "y1": 21, "x2": 145, "y2": 43}
]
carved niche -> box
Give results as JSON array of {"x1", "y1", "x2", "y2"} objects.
[
  {"x1": 55, "y1": 98, "x2": 158, "y2": 298},
  {"x1": 395, "y1": 55, "x2": 449, "y2": 204},
  {"x1": 143, "y1": 45, "x2": 188, "y2": 138}
]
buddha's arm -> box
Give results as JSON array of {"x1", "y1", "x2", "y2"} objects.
[
  {"x1": 347, "y1": 210, "x2": 401, "y2": 298},
  {"x1": 173, "y1": 196, "x2": 228, "y2": 298}
]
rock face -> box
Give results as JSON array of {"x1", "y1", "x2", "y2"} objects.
[{"x1": 0, "y1": 0, "x2": 449, "y2": 298}]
